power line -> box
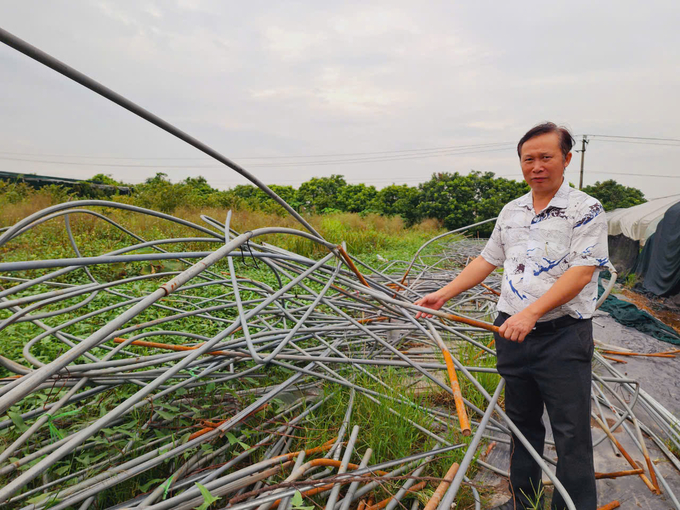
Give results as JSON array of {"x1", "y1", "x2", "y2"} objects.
[
  {"x1": 587, "y1": 134, "x2": 680, "y2": 143},
  {"x1": 245, "y1": 146, "x2": 515, "y2": 167},
  {"x1": 0, "y1": 142, "x2": 515, "y2": 161},
  {"x1": 0, "y1": 156, "x2": 217, "y2": 169},
  {"x1": 0, "y1": 134, "x2": 676, "y2": 165},
  {"x1": 589, "y1": 171, "x2": 680, "y2": 179},
  {"x1": 645, "y1": 193, "x2": 680, "y2": 200},
  {"x1": 585, "y1": 139, "x2": 680, "y2": 147},
  {"x1": 208, "y1": 172, "x2": 522, "y2": 186},
  {"x1": 0, "y1": 145, "x2": 516, "y2": 169},
  {"x1": 2, "y1": 133, "x2": 677, "y2": 186},
  {"x1": 0, "y1": 151, "x2": 208, "y2": 161},
  {"x1": 575, "y1": 133, "x2": 680, "y2": 189}
]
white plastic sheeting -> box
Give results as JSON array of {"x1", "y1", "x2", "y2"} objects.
[{"x1": 607, "y1": 194, "x2": 680, "y2": 245}]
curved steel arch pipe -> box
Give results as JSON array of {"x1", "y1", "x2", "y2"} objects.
[{"x1": 0, "y1": 28, "x2": 321, "y2": 239}]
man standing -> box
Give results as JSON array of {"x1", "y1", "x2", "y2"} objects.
[{"x1": 415, "y1": 123, "x2": 608, "y2": 509}]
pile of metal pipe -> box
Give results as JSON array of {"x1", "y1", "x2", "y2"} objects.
[
  {"x1": 0, "y1": 25, "x2": 678, "y2": 510},
  {"x1": 0, "y1": 203, "x2": 677, "y2": 510}
]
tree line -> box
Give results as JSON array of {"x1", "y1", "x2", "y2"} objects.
[
  {"x1": 92, "y1": 171, "x2": 535, "y2": 236},
  {"x1": 2, "y1": 171, "x2": 646, "y2": 237}
]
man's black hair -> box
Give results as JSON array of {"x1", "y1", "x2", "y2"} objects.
[{"x1": 517, "y1": 122, "x2": 575, "y2": 159}]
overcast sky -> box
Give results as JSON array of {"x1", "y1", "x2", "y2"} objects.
[{"x1": 1, "y1": 0, "x2": 679, "y2": 198}]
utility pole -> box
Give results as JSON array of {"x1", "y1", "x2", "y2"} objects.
[{"x1": 578, "y1": 135, "x2": 589, "y2": 190}]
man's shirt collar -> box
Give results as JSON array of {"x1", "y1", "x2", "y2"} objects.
[
  {"x1": 517, "y1": 179, "x2": 571, "y2": 212},
  {"x1": 550, "y1": 179, "x2": 571, "y2": 209}
]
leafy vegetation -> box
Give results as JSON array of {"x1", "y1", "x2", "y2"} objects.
[
  {"x1": 0, "y1": 172, "x2": 645, "y2": 508},
  {"x1": 3, "y1": 171, "x2": 645, "y2": 237},
  {"x1": 0, "y1": 171, "x2": 522, "y2": 236},
  {"x1": 582, "y1": 179, "x2": 647, "y2": 211}
]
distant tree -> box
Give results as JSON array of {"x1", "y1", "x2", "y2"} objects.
[
  {"x1": 297, "y1": 175, "x2": 348, "y2": 212},
  {"x1": 144, "y1": 172, "x2": 170, "y2": 185},
  {"x1": 581, "y1": 179, "x2": 646, "y2": 211},
  {"x1": 88, "y1": 173, "x2": 127, "y2": 186},
  {"x1": 268, "y1": 185, "x2": 300, "y2": 211},
  {"x1": 227, "y1": 184, "x2": 299, "y2": 212},
  {"x1": 230, "y1": 184, "x2": 258, "y2": 202},
  {"x1": 373, "y1": 184, "x2": 421, "y2": 224},
  {"x1": 417, "y1": 171, "x2": 529, "y2": 235},
  {"x1": 134, "y1": 173, "x2": 191, "y2": 212},
  {"x1": 417, "y1": 172, "x2": 477, "y2": 230},
  {"x1": 474, "y1": 172, "x2": 530, "y2": 227},
  {"x1": 183, "y1": 176, "x2": 214, "y2": 197},
  {"x1": 338, "y1": 183, "x2": 378, "y2": 213}
]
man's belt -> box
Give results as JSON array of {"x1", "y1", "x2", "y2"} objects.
[{"x1": 533, "y1": 314, "x2": 586, "y2": 334}]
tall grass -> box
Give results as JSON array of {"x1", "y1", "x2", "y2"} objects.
[
  {"x1": 0, "y1": 182, "x2": 72, "y2": 226},
  {"x1": 0, "y1": 193, "x2": 499, "y2": 508},
  {"x1": 1, "y1": 198, "x2": 443, "y2": 263}
]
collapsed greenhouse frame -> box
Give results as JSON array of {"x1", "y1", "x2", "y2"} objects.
[{"x1": 0, "y1": 26, "x2": 679, "y2": 510}]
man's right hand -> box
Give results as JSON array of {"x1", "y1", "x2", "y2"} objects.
[{"x1": 414, "y1": 291, "x2": 448, "y2": 319}]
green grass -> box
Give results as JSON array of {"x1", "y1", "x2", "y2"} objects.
[{"x1": 0, "y1": 202, "x2": 506, "y2": 508}]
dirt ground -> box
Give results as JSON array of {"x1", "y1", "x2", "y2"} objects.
[{"x1": 621, "y1": 288, "x2": 680, "y2": 337}]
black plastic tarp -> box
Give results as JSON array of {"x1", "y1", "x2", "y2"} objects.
[
  {"x1": 598, "y1": 279, "x2": 680, "y2": 345},
  {"x1": 607, "y1": 233, "x2": 639, "y2": 275},
  {"x1": 633, "y1": 201, "x2": 680, "y2": 297}
]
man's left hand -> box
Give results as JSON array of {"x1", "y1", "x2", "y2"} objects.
[{"x1": 498, "y1": 309, "x2": 540, "y2": 342}]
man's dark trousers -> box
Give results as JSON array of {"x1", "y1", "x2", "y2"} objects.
[{"x1": 493, "y1": 312, "x2": 597, "y2": 510}]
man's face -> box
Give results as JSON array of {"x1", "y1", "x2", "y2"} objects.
[{"x1": 519, "y1": 132, "x2": 572, "y2": 195}]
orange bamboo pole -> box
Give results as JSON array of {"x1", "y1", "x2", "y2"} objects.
[
  {"x1": 441, "y1": 312, "x2": 499, "y2": 334},
  {"x1": 593, "y1": 416, "x2": 656, "y2": 493},
  {"x1": 356, "y1": 316, "x2": 390, "y2": 324},
  {"x1": 272, "y1": 438, "x2": 338, "y2": 461},
  {"x1": 113, "y1": 337, "x2": 240, "y2": 357},
  {"x1": 636, "y1": 424, "x2": 661, "y2": 494},
  {"x1": 337, "y1": 245, "x2": 370, "y2": 288},
  {"x1": 423, "y1": 463, "x2": 459, "y2": 510},
  {"x1": 333, "y1": 255, "x2": 500, "y2": 333},
  {"x1": 187, "y1": 427, "x2": 216, "y2": 442},
  {"x1": 428, "y1": 323, "x2": 470, "y2": 436},
  {"x1": 597, "y1": 501, "x2": 620, "y2": 510},
  {"x1": 442, "y1": 350, "x2": 471, "y2": 436},
  {"x1": 645, "y1": 451, "x2": 661, "y2": 494},
  {"x1": 600, "y1": 350, "x2": 675, "y2": 358},
  {"x1": 480, "y1": 282, "x2": 501, "y2": 296},
  {"x1": 595, "y1": 468, "x2": 643, "y2": 479},
  {"x1": 602, "y1": 355, "x2": 628, "y2": 364},
  {"x1": 187, "y1": 403, "x2": 270, "y2": 441},
  {"x1": 338, "y1": 246, "x2": 500, "y2": 333},
  {"x1": 269, "y1": 483, "x2": 335, "y2": 508},
  {"x1": 545, "y1": 469, "x2": 643, "y2": 486},
  {"x1": 266, "y1": 458, "x2": 389, "y2": 509},
  {"x1": 398, "y1": 268, "x2": 411, "y2": 287},
  {"x1": 365, "y1": 481, "x2": 428, "y2": 510},
  {"x1": 293, "y1": 458, "x2": 388, "y2": 476}
]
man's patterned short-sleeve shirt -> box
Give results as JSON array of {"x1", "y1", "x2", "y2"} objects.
[{"x1": 480, "y1": 179, "x2": 609, "y2": 321}]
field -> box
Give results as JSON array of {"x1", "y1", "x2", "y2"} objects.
[{"x1": 0, "y1": 194, "x2": 512, "y2": 509}]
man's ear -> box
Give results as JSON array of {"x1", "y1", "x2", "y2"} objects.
[{"x1": 564, "y1": 151, "x2": 573, "y2": 168}]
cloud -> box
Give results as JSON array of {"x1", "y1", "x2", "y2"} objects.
[
  {"x1": 467, "y1": 121, "x2": 513, "y2": 131},
  {"x1": 330, "y1": 6, "x2": 418, "y2": 38},
  {"x1": 0, "y1": 0, "x2": 677, "y2": 197},
  {"x1": 264, "y1": 27, "x2": 328, "y2": 61},
  {"x1": 144, "y1": 4, "x2": 163, "y2": 18},
  {"x1": 314, "y1": 67, "x2": 410, "y2": 114}
]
